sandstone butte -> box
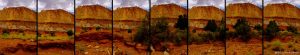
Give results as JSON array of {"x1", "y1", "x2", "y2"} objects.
[
  {"x1": 189, "y1": 6, "x2": 224, "y2": 21},
  {"x1": 188, "y1": 6, "x2": 224, "y2": 29},
  {"x1": 75, "y1": 5, "x2": 112, "y2": 28},
  {"x1": 151, "y1": 3, "x2": 187, "y2": 19},
  {"x1": 113, "y1": 7, "x2": 148, "y2": 29},
  {"x1": 226, "y1": 3, "x2": 262, "y2": 29},
  {"x1": 264, "y1": 3, "x2": 300, "y2": 30},
  {"x1": 76, "y1": 5, "x2": 112, "y2": 20},
  {"x1": 113, "y1": 7, "x2": 148, "y2": 21},
  {"x1": 38, "y1": 9, "x2": 74, "y2": 32},
  {"x1": 0, "y1": 7, "x2": 36, "y2": 30}
]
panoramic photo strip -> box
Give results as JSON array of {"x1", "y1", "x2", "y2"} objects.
[{"x1": 0, "y1": 0, "x2": 299, "y2": 55}]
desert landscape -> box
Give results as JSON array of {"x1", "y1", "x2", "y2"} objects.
[
  {"x1": 263, "y1": 3, "x2": 300, "y2": 55},
  {"x1": 226, "y1": 2, "x2": 263, "y2": 55},
  {"x1": 188, "y1": 5, "x2": 225, "y2": 55},
  {"x1": 37, "y1": 0, "x2": 75, "y2": 55},
  {"x1": 75, "y1": 4, "x2": 112, "y2": 55},
  {"x1": 0, "y1": 6, "x2": 37, "y2": 55}
]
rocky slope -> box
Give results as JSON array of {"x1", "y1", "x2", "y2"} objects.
[
  {"x1": 264, "y1": 3, "x2": 300, "y2": 30},
  {"x1": 76, "y1": 5, "x2": 112, "y2": 20},
  {"x1": 189, "y1": 6, "x2": 224, "y2": 20},
  {"x1": 38, "y1": 9, "x2": 74, "y2": 32},
  {"x1": 113, "y1": 7, "x2": 148, "y2": 21},
  {"x1": 151, "y1": 4, "x2": 187, "y2": 19},
  {"x1": 0, "y1": 7, "x2": 36, "y2": 30},
  {"x1": 75, "y1": 5, "x2": 112, "y2": 28},
  {"x1": 226, "y1": 3, "x2": 262, "y2": 19}
]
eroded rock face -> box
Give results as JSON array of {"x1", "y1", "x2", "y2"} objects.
[
  {"x1": 75, "y1": 5, "x2": 112, "y2": 28},
  {"x1": 0, "y1": 7, "x2": 36, "y2": 21},
  {"x1": 264, "y1": 3, "x2": 300, "y2": 19},
  {"x1": 189, "y1": 6, "x2": 224, "y2": 29},
  {"x1": 151, "y1": 4, "x2": 187, "y2": 19},
  {"x1": 189, "y1": 6, "x2": 224, "y2": 20},
  {"x1": 113, "y1": 7, "x2": 148, "y2": 29},
  {"x1": 264, "y1": 3, "x2": 300, "y2": 30},
  {"x1": 38, "y1": 9, "x2": 74, "y2": 24},
  {"x1": 226, "y1": 3, "x2": 262, "y2": 19},
  {"x1": 113, "y1": 7, "x2": 148, "y2": 21},
  {"x1": 0, "y1": 7, "x2": 36, "y2": 30},
  {"x1": 38, "y1": 9, "x2": 74, "y2": 32},
  {"x1": 226, "y1": 3, "x2": 262, "y2": 28},
  {"x1": 76, "y1": 5, "x2": 112, "y2": 20}
]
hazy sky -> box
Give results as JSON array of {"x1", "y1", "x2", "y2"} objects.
[
  {"x1": 189, "y1": 0, "x2": 225, "y2": 10},
  {"x1": 76, "y1": 0, "x2": 112, "y2": 10},
  {"x1": 227, "y1": 0, "x2": 262, "y2": 8},
  {"x1": 265, "y1": 0, "x2": 300, "y2": 8},
  {"x1": 0, "y1": 0, "x2": 36, "y2": 10},
  {"x1": 38, "y1": 0, "x2": 74, "y2": 13},
  {"x1": 113, "y1": 0, "x2": 149, "y2": 10},
  {"x1": 151, "y1": 0, "x2": 187, "y2": 8}
]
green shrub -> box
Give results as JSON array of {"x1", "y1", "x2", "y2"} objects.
[
  {"x1": 272, "y1": 41, "x2": 284, "y2": 51},
  {"x1": 96, "y1": 26, "x2": 101, "y2": 31},
  {"x1": 287, "y1": 25, "x2": 298, "y2": 34},
  {"x1": 2, "y1": 28, "x2": 9, "y2": 34},
  {"x1": 265, "y1": 21, "x2": 280, "y2": 41},
  {"x1": 49, "y1": 31, "x2": 55, "y2": 36},
  {"x1": 204, "y1": 20, "x2": 218, "y2": 32},
  {"x1": 127, "y1": 29, "x2": 132, "y2": 33},
  {"x1": 234, "y1": 18, "x2": 251, "y2": 42},
  {"x1": 174, "y1": 15, "x2": 188, "y2": 30},
  {"x1": 67, "y1": 30, "x2": 74, "y2": 36},
  {"x1": 254, "y1": 24, "x2": 262, "y2": 31}
]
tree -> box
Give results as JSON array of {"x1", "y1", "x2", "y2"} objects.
[
  {"x1": 128, "y1": 29, "x2": 132, "y2": 33},
  {"x1": 174, "y1": 15, "x2": 188, "y2": 30},
  {"x1": 234, "y1": 18, "x2": 251, "y2": 42},
  {"x1": 287, "y1": 25, "x2": 298, "y2": 34},
  {"x1": 96, "y1": 26, "x2": 101, "y2": 31},
  {"x1": 265, "y1": 21, "x2": 280, "y2": 41},
  {"x1": 254, "y1": 24, "x2": 262, "y2": 31},
  {"x1": 134, "y1": 18, "x2": 150, "y2": 44},
  {"x1": 49, "y1": 31, "x2": 55, "y2": 36},
  {"x1": 204, "y1": 20, "x2": 218, "y2": 32},
  {"x1": 67, "y1": 30, "x2": 74, "y2": 36},
  {"x1": 2, "y1": 28, "x2": 9, "y2": 34}
]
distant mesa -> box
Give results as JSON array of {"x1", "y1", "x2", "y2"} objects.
[
  {"x1": 264, "y1": 3, "x2": 300, "y2": 19},
  {"x1": 0, "y1": 7, "x2": 36, "y2": 21},
  {"x1": 226, "y1": 3, "x2": 262, "y2": 19},
  {"x1": 189, "y1": 6, "x2": 224, "y2": 20},
  {"x1": 76, "y1": 5, "x2": 112, "y2": 20},
  {"x1": 38, "y1": 9, "x2": 74, "y2": 24},
  {"x1": 151, "y1": 3, "x2": 187, "y2": 19},
  {"x1": 113, "y1": 7, "x2": 148, "y2": 21}
]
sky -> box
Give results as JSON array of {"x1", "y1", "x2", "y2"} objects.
[
  {"x1": 76, "y1": 0, "x2": 112, "y2": 10},
  {"x1": 189, "y1": 0, "x2": 225, "y2": 10},
  {"x1": 0, "y1": 0, "x2": 36, "y2": 10},
  {"x1": 226, "y1": 0, "x2": 262, "y2": 8},
  {"x1": 113, "y1": 0, "x2": 149, "y2": 10},
  {"x1": 151, "y1": 0, "x2": 187, "y2": 9},
  {"x1": 38, "y1": 0, "x2": 74, "y2": 13},
  {"x1": 265, "y1": 0, "x2": 300, "y2": 8}
]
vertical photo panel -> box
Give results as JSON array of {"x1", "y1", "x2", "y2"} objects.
[
  {"x1": 264, "y1": 0, "x2": 300, "y2": 55},
  {"x1": 37, "y1": 0, "x2": 75, "y2": 55},
  {"x1": 151, "y1": 0, "x2": 188, "y2": 55},
  {"x1": 188, "y1": 0, "x2": 225, "y2": 55},
  {"x1": 0, "y1": 0, "x2": 37, "y2": 55},
  {"x1": 113, "y1": 0, "x2": 150, "y2": 55},
  {"x1": 75, "y1": 0, "x2": 112, "y2": 55},
  {"x1": 226, "y1": 0, "x2": 263, "y2": 55}
]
